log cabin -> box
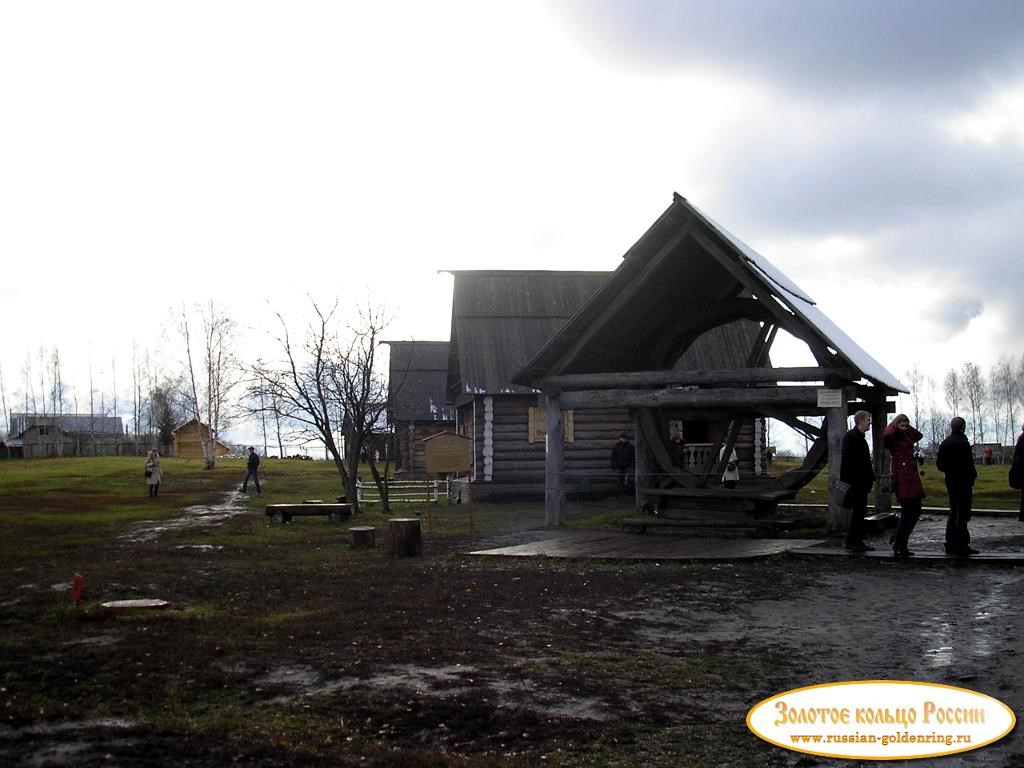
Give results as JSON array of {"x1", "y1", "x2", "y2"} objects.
[{"x1": 383, "y1": 340, "x2": 456, "y2": 477}]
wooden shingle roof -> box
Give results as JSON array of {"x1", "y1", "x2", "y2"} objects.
[
  {"x1": 383, "y1": 340, "x2": 454, "y2": 422},
  {"x1": 513, "y1": 194, "x2": 905, "y2": 393},
  {"x1": 446, "y1": 270, "x2": 611, "y2": 396}
]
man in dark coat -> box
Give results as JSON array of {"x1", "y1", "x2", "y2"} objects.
[
  {"x1": 839, "y1": 410, "x2": 876, "y2": 552},
  {"x1": 610, "y1": 433, "x2": 635, "y2": 494},
  {"x1": 936, "y1": 416, "x2": 978, "y2": 555},
  {"x1": 243, "y1": 446, "x2": 262, "y2": 494}
]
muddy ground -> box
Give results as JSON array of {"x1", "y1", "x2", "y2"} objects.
[{"x1": 2, "y1": 495, "x2": 1024, "y2": 767}]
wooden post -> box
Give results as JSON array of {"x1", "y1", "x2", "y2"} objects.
[
  {"x1": 826, "y1": 406, "x2": 847, "y2": 533},
  {"x1": 388, "y1": 518, "x2": 422, "y2": 557},
  {"x1": 870, "y1": 402, "x2": 892, "y2": 515},
  {"x1": 544, "y1": 391, "x2": 565, "y2": 527},
  {"x1": 633, "y1": 409, "x2": 648, "y2": 510}
]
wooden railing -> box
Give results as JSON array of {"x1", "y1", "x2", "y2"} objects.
[{"x1": 356, "y1": 479, "x2": 448, "y2": 504}]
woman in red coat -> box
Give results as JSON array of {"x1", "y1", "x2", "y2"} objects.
[{"x1": 884, "y1": 414, "x2": 926, "y2": 557}]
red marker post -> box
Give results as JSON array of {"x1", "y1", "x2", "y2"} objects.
[{"x1": 70, "y1": 573, "x2": 84, "y2": 605}]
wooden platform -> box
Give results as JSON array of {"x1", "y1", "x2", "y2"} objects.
[
  {"x1": 468, "y1": 530, "x2": 823, "y2": 561},
  {"x1": 790, "y1": 546, "x2": 1024, "y2": 563}
]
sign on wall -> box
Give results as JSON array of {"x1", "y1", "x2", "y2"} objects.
[
  {"x1": 422, "y1": 431, "x2": 473, "y2": 474},
  {"x1": 527, "y1": 408, "x2": 575, "y2": 444}
]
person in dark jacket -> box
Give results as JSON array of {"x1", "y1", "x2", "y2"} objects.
[
  {"x1": 936, "y1": 416, "x2": 978, "y2": 555},
  {"x1": 1014, "y1": 423, "x2": 1024, "y2": 522},
  {"x1": 884, "y1": 414, "x2": 926, "y2": 558},
  {"x1": 243, "y1": 446, "x2": 261, "y2": 494},
  {"x1": 610, "y1": 433, "x2": 635, "y2": 494},
  {"x1": 840, "y1": 410, "x2": 875, "y2": 552}
]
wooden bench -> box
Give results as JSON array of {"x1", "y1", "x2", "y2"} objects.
[
  {"x1": 265, "y1": 502, "x2": 353, "y2": 524},
  {"x1": 620, "y1": 515, "x2": 797, "y2": 537},
  {"x1": 637, "y1": 486, "x2": 796, "y2": 515}
]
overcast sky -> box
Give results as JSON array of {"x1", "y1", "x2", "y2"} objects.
[{"x1": 3, "y1": 1, "x2": 1024, "y2": 445}]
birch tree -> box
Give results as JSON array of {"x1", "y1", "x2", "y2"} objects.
[
  {"x1": 179, "y1": 302, "x2": 240, "y2": 469},
  {"x1": 961, "y1": 361, "x2": 985, "y2": 443}
]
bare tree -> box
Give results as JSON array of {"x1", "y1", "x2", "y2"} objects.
[
  {"x1": 904, "y1": 364, "x2": 924, "y2": 429},
  {"x1": 252, "y1": 299, "x2": 393, "y2": 510},
  {"x1": 179, "y1": 302, "x2": 240, "y2": 469},
  {"x1": 0, "y1": 361, "x2": 9, "y2": 441},
  {"x1": 990, "y1": 356, "x2": 1017, "y2": 448},
  {"x1": 961, "y1": 361, "x2": 985, "y2": 443},
  {"x1": 943, "y1": 368, "x2": 962, "y2": 418}
]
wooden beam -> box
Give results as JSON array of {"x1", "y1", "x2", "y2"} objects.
[
  {"x1": 558, "y1": 385, "x2": 852, "y2": 410},
  {"x1": 541, "y1": 366, "x2": 858, "y2": 392},
  {"x1": 826, "y1": 406, "x2": 847, "y2": 533}
]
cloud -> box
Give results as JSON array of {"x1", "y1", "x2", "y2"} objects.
[{"x1": 553, "y1": 0, "x2": 1024, "y2": 100}]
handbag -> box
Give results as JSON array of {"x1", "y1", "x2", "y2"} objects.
[
  {"x1": 834, "y1": 479, "x2": 853, "y2": 508},
  {"x1": 145, "y1": 469, "x2": 153, "y2": 478}
]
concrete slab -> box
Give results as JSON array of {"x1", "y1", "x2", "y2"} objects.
[{"x1": 468, "y1": 530, "x2": 824, "y2": 561}]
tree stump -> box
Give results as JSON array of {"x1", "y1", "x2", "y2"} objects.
[
  {"x1": 388, "y1": 518, "x2": 422, "y2": 558},
  {"x1": 350, "y1": 525, "x2": 376, "y2": 549}
]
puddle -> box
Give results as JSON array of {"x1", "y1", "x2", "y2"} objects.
[
  {"x1": 122, "y1": 491, "x2": 249, "y2": 543},
  {"x1": 0, "y1": 718, "x2": 138, "y2": 738}
]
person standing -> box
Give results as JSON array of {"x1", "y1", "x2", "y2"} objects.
[
  {"x1": 243, "y1": 446, "x2": 261, "y2": 494},
  {"x1": 1014, "y1": 422, "x2": 1024, "y2": 522},
  {"x1": 884, "y1": 414, "x2": 926, "y2": 558},
  {"x1": 840, "y1": 410, "x2": 875, "y2": 552},
  {"x1": 145, "y1": 449, "x2": 162, "y2": 498},
  {"x1": 936, "y1": 416, "x2": 978, "y2": 555},
  {"x1": 610, "y1": 433, "x2": 635, "y2": 494}
]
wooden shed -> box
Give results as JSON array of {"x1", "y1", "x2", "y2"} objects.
[
  {"x1": 383, "y1": 340, "x2": 456, "y2": 477},
  {"x1": 172, "y1": 419, "x2": 232, "y2": 459},
  {"x1": 513, "y1": 194, "x2": 906, "y2": 529}
]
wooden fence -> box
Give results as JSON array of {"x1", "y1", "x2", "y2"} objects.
[{"x1": 356, "y1": 479, "x2": 449, "y2": 504}]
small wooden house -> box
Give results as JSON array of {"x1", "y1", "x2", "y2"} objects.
[
  {"x1": 383, "y1": 340, "x2": 456, "y2": 477},
  {"x1": 172, "y1": 419, "x2": 232, "y2": 459}
]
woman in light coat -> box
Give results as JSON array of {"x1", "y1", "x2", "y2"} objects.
[{"x1": 145, "y1": 449, "x2": 162, "y2": 497}]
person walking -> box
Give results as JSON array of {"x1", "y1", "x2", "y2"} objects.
[
  {"x1": 936, "y1": 416, "x2": 978, "y2": 556},
  {"x1": 840, "y1": 410, "x2": 875, "y2": 552},
  {"x1": 243, "y1": 446, "x2": 261, "y2": 494},
  {"x1": 884, "y1": 414, "x2": 926, "y2": 558},
  {"x1": 610, "y1": 433, "x2": 635, "y2": 494},
  {"x1": 145, "y1": 449, "x2": 162, "y2": 497}
]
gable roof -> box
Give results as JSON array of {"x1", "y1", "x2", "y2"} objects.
[
  {"x1": 513, "y1": 194, "x2": 906, "y2": 393},
  {"x1": 382, "y1": 340, "x2": 455, "y2": 422},
  {"x1": 446, "y1": 270, "x2": 612, "y2": 396}
]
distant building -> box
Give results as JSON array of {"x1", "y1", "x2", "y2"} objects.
[
  {"x1": 172, "y1": 419, "x2": 232, "y2": 459},
  {"x1": 8, "y1": 413, "x2": 126, "y2": 458},
  {"x1": 383, "y1": 340, "x2": 455, "y2": 476}
]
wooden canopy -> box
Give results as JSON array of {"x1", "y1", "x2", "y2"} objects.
[{"x1": 512, "y1": 193, "x2": 906, "y2": 528}]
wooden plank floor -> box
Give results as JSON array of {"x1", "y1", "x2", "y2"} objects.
[{"x1": 468, "y1": 530, "x2": 824, "y2": 561}]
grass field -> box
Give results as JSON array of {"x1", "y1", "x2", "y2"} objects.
[{"x1": 1, "y1": 456, "x2": 1021, "y2": 767}]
